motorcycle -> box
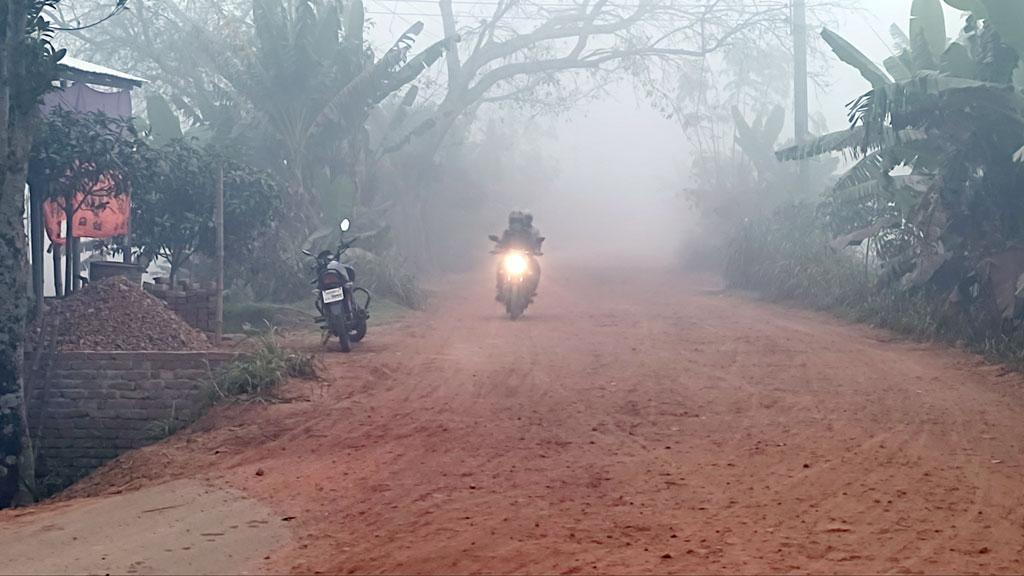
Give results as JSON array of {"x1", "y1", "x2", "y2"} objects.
[
  {"x1": 303, "y1": 218, "x2": 371, "y2": 352},
  {"x1": 489, "y1": 235, "x2": 542, "y2": 320}
]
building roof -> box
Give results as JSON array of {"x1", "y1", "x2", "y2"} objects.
[{"x1": 58, "y1": 56, "x2": 147, "y2": 89}]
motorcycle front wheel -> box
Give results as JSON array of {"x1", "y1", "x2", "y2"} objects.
[{"x1": 507, "y1": 283, "x2": 527, "y2": 320}]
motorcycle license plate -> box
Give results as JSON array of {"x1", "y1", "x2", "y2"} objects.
[{"x1": 322, "y1": 287, "x2": 345, "y2": 303}]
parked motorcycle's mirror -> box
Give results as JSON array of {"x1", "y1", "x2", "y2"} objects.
[
  {"x1": 488, "y1": 234, "x2": 500, "y2": 242},
  {"x1": 340, "y1": 218, "x2": 351, "y2": 233}
]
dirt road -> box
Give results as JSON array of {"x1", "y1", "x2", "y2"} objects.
[{"x1": 7, "y1": 265, "x2": 1024, "y2": 574}]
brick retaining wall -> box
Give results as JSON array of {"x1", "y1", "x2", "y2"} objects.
[
  {"x1": 144, "y1": 284, "x2": 218, "y2": 333},
  {"x1": 25, "y1": 351, "x2": 237, "y2": 492}
]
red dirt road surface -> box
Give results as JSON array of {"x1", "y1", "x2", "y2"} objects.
[{"x1": 7, "y1": 266, "x2": 1024, "y2": 574}]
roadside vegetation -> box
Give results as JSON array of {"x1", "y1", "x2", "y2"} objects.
[
  {"x1": 717, "y1": 1, "x2": 1024, "y2": 369},
  {"x1": 213, "y1": 328, "x2": 321, "y2": 398}
]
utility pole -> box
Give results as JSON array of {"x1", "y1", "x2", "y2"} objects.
[
  {"x1": 214, "y1": 165, "x2": 224, "y2": 346},
  {"x1": 793, "y1": 0, "x2": 809, "y2": 198}
]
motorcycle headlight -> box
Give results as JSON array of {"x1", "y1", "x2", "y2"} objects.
[{"x1": 504, "y1": 252, "x2": 529, "y2": 276}]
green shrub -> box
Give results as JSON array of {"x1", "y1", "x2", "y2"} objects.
[{"x1": 214, "y1": 328, "x2": 320, "y2": 398}]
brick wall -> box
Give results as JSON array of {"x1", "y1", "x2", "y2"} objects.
[
  {"x1": 25, "y1": 351, "x2": 237, "y2": 492},
  {"x1": 144, "y1": 284, "x2": 217, "y2": 333}
]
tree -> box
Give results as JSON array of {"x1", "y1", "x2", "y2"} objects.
[
  {"x1": 52, "y1": 0, "x2": 459, "y2": 300},
  {"x1": 129, "y1": 138, "x2": 281, "y2": 286},
  {"x1": 31, "y1": 109, "x2": 136, "y2": 295},
  {"x1": 409, "y1": 0, "x2": 797, "y2": 155},
  {"x1": 777, "y1": 0, "x2": 1024, "y2": 327},
  {"x1": 679, "y1": 102, "x2": 837, "y2": 266},
  {"x1": 54, "y1": 0, "x2": 452, "y2": 237}
]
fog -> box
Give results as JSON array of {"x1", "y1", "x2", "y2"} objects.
[
  {"x1": 368, "y1": 0, "x2": 965, "y2": 267},
  {"x1": 368, "y1": 1, "x2": 955, "y2": 269},
  {"x1": 538, "y1": 91, "x2": 686, "y2": 266}
]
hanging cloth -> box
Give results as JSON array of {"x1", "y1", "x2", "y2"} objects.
[
  {"x1": 41, "y1": 82, "x2": 133, "y2": 245},
  {"x1": 41, "y1": 81, "x2": 133, "y2": 117},
  {"x1": 43, "y1": 172, "x2": 130, "y2": 246}
]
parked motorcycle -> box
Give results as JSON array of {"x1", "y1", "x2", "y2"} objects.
[
  {"x1": 489, "y1": 235, "x2": 541, "y2": 320},
  {"x1": 303, "y1": 219, "x2": 371, "y2": 352}
]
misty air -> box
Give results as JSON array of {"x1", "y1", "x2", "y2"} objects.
[{"x1": 2, "y1": 0, "x2": 1024, "y2": 573}]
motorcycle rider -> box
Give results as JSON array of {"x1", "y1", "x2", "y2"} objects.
[{"x1": 493, "y1": 211, "x2": 544, "y2": 301}]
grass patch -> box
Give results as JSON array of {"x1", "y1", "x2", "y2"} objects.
[
  {"x1": 223, "y1": 301, "x2": 313, "y2": 333},
  {"x1": 213, "y1": 327, "x2": 321, "y2": 398}
]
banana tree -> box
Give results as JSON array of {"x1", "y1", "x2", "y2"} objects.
[
  {"x1": 732, "y1": 104, "x2": 837, "y2": 204},
  {"x1": 169, "y1": 0, "x2": 455, "y2": 240},
  {"x1": 777, "y1": 0, "x2": 1024, "y2": 298}
]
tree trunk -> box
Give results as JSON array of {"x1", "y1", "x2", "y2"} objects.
[
  {"x1": 0, "y1": 119, "x2": 37, "y2": 508},
  {"x1": 424, "y1": 97, "x2": 467, "y2": 161},
  {"x1": 214, "y1": 165, "x2": 224, "y2": 345},
  {"x1": 169, "y1": 255, "x2": 179, "y2": 287},
  {"x1": 26, "y1": 164, "x2": 44, "y2": 315},
  {"x1": 71, "y1": 237, "x2": 81, "y2": 291},
  {"x1": 52, "y1": 244, "x2": 63, "y2": 298},
  {"x1": 1, "y1": 0, "x2": 48, "y2": 507},
  {"x1": 282, "y1": 152, "x2": 323, "y2": 253}
]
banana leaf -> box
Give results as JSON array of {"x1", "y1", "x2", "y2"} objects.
[
  {"x1": 885, "y1": 56, "x2": 913, "y2": 81},
  {"x1": 344, "y1": 0, "x2": 364, "y2": 51},
  {"x1": 775, "y1": 126, "x2": 869, "y2": 161},
  {"x1": 763, "y1": 105, "x2": 786, "y2": 148},
  {"x1": 891, "y1": 24, "x2": 912, "y2": 52},
  {"x1": 943, "y1": 0, "x2": 987, "y2": 19},
  {"x1": 979, "y1": 0, "x2": 1024, "y2": 56},
  {"x1": 910, "y1": 0, "x2": 947, "y2": 59},
  {"x1": 822, "y1": 28, "x2": 893, "y2": 88},
  {"x1": 940, "y1": 42, "x2": 975, "y2": 78},
  {"x1": 829, "y1": 215, "x2": 900, "y2": 251}
]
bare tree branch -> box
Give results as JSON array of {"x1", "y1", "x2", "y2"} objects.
[{"x1": 425, "y1": 0, "x2": 795, "y2": 152}]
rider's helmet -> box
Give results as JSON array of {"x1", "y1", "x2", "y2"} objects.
[{"x1": 508, "y1": 210, "x2": 524, "y2": 227}]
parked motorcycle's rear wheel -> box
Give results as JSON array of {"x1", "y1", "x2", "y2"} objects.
[{"x1": 350, "y1": 315, "x2": 368, "y2": 342}]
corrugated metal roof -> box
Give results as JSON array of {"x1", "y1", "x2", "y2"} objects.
[{"x1": 58, "y1": 56, "x2": 147, "y2": 86}]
